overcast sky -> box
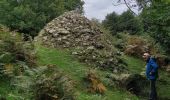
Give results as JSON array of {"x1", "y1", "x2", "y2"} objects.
[{"x1": 83, "y1": 0, "x2": 129, "y2": 21}]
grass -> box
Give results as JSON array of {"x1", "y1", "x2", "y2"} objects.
[
  {"x1": 0, "y1": 77, "x2": 20, "y2": 100},
  {"x1": 0, "y1": 78, "x2": 11, "y2": 97},
  {"x1": 36, "y1": 44, "x2": 139, "y2": 100},
  {"x1": 122, "y1": 55, "x2": 145, "y2": 74}
]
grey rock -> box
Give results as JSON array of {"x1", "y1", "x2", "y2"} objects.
[
  {"x1": 87, "y1": 46, "x2": 95, "y2": 50},
  {"x1": 72, "y1": 52, "x2": 78, "y2": 55},
  {"x1": 58, "y1": 28, "x2": 70, "y2": 35}
]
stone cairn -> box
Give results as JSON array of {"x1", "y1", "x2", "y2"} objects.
[{"x1": 36, "y1": 11, "x2": 127, "y2": 73}]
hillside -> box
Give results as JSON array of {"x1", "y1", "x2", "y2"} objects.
[
  {"x1": 35, "y1": 44, "x2": 139, "y2": 100},
  {"x1": 0, "y1": 10, "x2": 170, "y2": 100}
]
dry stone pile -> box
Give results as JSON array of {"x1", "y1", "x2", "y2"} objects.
[
  {"x1": 37, "y1": 11, "x2": 104, "y2": 48},
  {"x1": 36, "y1": 11, "x2": 127, "y2": 73}
]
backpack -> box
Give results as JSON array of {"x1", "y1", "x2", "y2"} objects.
[
  {"x1": 150, "y1": 56, "x2": 159, "y2": 78},
  {"x1": 151, "y1": 56, "x2": 160, "y2": 68}
]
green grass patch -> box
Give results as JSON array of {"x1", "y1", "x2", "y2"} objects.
[
  {"x1": 36, "y1": 45, "x2": 87, "y2": 81},
  {"x1": 0, "y1": 78, "x2": 20, "y2": 100},
  {"x1": 0, "y1": 78, "x2": 11, "y2": 97},
  {"x1": 36, "y1": 44, "x2": 139, "y2": 100},
  {"x1": 122, "y1": 55, "x2": 145, "y2": 74}
]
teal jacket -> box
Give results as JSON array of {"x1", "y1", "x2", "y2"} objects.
[{"x1": 146, "y1": 57, "x2": 159, "y2": 80}]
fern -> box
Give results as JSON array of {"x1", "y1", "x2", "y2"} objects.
[
  {"x1": 34, "y1": 65, "x2": 76, "y2": 100},
  {"x1": 3, "y1": 65, "x2": 77, "y2": 100},
  {"x1": 84, "y1": 70, "x2": 107, "y2": 94}
]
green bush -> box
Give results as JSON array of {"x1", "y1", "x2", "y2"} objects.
[
  {"x1": 102, "y1": 10, "x2": 143, "y2": 35},
  {"x1": 141, "y1": 1, "x2": 170, "y2": 53}
]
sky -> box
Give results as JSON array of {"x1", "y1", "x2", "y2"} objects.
[{"x1": 83, "y1": 0, "x2": 129, "y2": 21}]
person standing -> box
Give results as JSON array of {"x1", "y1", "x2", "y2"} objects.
[{"x1": 143, "y1": 52, "x2": 158, "y2": 100}]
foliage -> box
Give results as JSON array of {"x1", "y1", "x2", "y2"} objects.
[
  {"x1": 0, "y1": 62, "x2": 35, "y2": 100},
  {"x1": 34, "y1": 65, "x2": 76, "y2": 100},
  {"x1": 0, "y1": 64, "x2": 76, "y2": 100},
  {"x1": 119, "y1": 11, "x2": 143, "y2": 34},
  {"x1": 113, "y1": 33, "x2": 160, "y2": 58},
  {"x1": 0, "y1": 31, "x2": 36, "y2": 66},
  {"x1": 113, "y1": 33, "x2": 128, "y2": 51},
  {"x1": 124, "y1": 36, "x2": 148, "y2": 57},
  {"x1": 84, "y1": 70, "x2": 107, "y2": 94},
  {"x1": 102, "y1": 12, "x2": 119, "y2": 35},
  {"x1": 0, "y1": 29, "x2": 36, "y2": 78},
  {"x1": 114, "y1": 0, "x2": 170, "y2": 54},
  {"x1": 140, "y1": 1, "x2": 170, "y2": 53},
  {"x1": 0, "y1": 0, "x2": 84, "y2": 37},
  {"x1": 102, "y1": 10, "x2": 143, "y2": 35}
]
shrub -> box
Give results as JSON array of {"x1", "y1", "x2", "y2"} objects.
[
  {"x1": 0, "y1": 30, "x2": 36, "y2": 66},
  {"x1": 3, "y1": 65, "x2": 76, "y2": 100},
  {"x1": 124, "y1": 36, "x2": 151, "y2": 58},
  {"x1": 0, "y1": 28, "x2": 36, "y2": 78},
  {"x1": 84, "y1": 70, "x2": 107, "y2": 94},
  {"x1": 34, "y1": 65, "x2": 76, "y2": 100}
]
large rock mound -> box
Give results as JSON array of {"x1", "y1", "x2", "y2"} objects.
[
  {"x1": 36, "y1": 11, "x2": 127, "y2": 72},
  {"x1": 37, "y1": 11, "x2": 105, "y2": 48}
]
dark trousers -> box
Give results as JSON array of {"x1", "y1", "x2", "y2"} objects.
[{"x1": 149, "y1": 80, "x2": 157, "y2": 100}]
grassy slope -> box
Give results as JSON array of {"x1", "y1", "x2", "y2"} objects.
[
  {"x1": 1, "y1": 44, "x2": 169, "y2": 100},
  {"x1": 36, "y1": 44, "x2": 139, "y2": 100},
  {"x1": 122, "y1": 55, "x2": 145, "y2": 74}
]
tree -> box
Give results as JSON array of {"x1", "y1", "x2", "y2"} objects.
[
  {"x1": 0, "y1": 0, "x2": 84, "y2": 38},
  {"x1": 115, "y1": 0, "x2": 170, "y2": 53},
  {"x1": 102, "y1": 10, "x2": 142, "y2": 35},
  {"x1": 102, "y1": 12, "x2": 119, "y2": 35},
  {"x1": 119, "y1": 10, "x2": 143, "y2": 34},
  {"x1": 140, "y1": 1, "x2": 170, "y2": 53}
]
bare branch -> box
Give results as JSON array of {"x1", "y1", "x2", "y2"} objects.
[
  {"x1": 123, "y1": 0, "x2": 138, "y2": 16},
  {"x1": 113, "y1": 2, "x2": 126, "y2": 6}
]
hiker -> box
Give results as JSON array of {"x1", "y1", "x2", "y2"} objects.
[{"x1": 143, "y1": 52, "x2": 158, "y2": 100}]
